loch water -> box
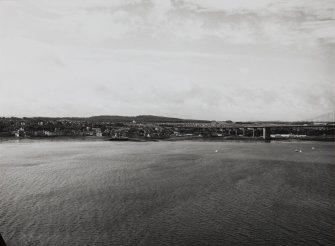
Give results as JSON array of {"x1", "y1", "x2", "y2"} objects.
[{"x1": 0, "y1": 140, "x2": 334, "y2": 245}]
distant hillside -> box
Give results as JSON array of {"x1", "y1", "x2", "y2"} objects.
[
  {"x1": 15, "y1": 115, "x2": 209, "y2": 123},
  {"x1": 87, "y1": 115, "x2": 210, "y2": 123}
]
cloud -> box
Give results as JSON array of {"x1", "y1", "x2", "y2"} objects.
[
  {"x1": 2, "y1": 0, "x2": 334, "y2": 48},
  {"x1": 0, "y1": 0, "x2": 334, "y2": 120}
]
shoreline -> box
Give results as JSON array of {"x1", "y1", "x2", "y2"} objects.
[{"x1": 0, "y1": 135, "x2": 334, "y2": 143}]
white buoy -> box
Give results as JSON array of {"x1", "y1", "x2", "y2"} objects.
[
  {"x1": 312, "y1": 147, "x2": 315, "y2": 150},
  {"x1": 299, "y1": 149, "x2": 302, "y2": 153},
  {"x1": 215, "y1": 150, "x2": 218, "y2": 153}
]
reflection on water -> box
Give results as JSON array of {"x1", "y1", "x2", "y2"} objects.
[{"x1": 0, "y1": 141, "x2": 334, "y2": 246}]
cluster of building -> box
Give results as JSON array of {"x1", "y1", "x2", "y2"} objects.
[
  {"x1": 0, "y1": 118, "x2": 190, "y2": 139},
  {"x1": 0, "y1": 117, "x2": 333, "y2": 140}
]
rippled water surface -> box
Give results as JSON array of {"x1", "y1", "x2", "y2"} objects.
[{"x1": 0, "y1": 140, "x2": 334, "y2": 246}]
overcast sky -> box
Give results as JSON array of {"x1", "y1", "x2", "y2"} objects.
[{"x1": 0, "y1": 0, "x2": 334, "y2": 121}]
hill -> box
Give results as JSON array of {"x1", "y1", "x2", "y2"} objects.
[
  {"x1": 17, "y1": 115, "x2": 210, "y2": 123},
  {"x1": 87, "y1": 115, "x2": 210, "y2": 123}
]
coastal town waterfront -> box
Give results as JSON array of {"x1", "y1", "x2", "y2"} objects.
[
  {"x1": 0, "y1": 140, "x2": 334, "y2": 245},
  {"x1": 1, "y1": 116, "x2": 334, "y2": 141}
]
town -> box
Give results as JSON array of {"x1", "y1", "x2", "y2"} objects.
[{"x1": 0, "y1": 115, "x2": 334, "y2": 141}]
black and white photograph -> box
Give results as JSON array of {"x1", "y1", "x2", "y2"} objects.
[{"x1": 0, "y1": 0, "x2": 334, "y2": 245}]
